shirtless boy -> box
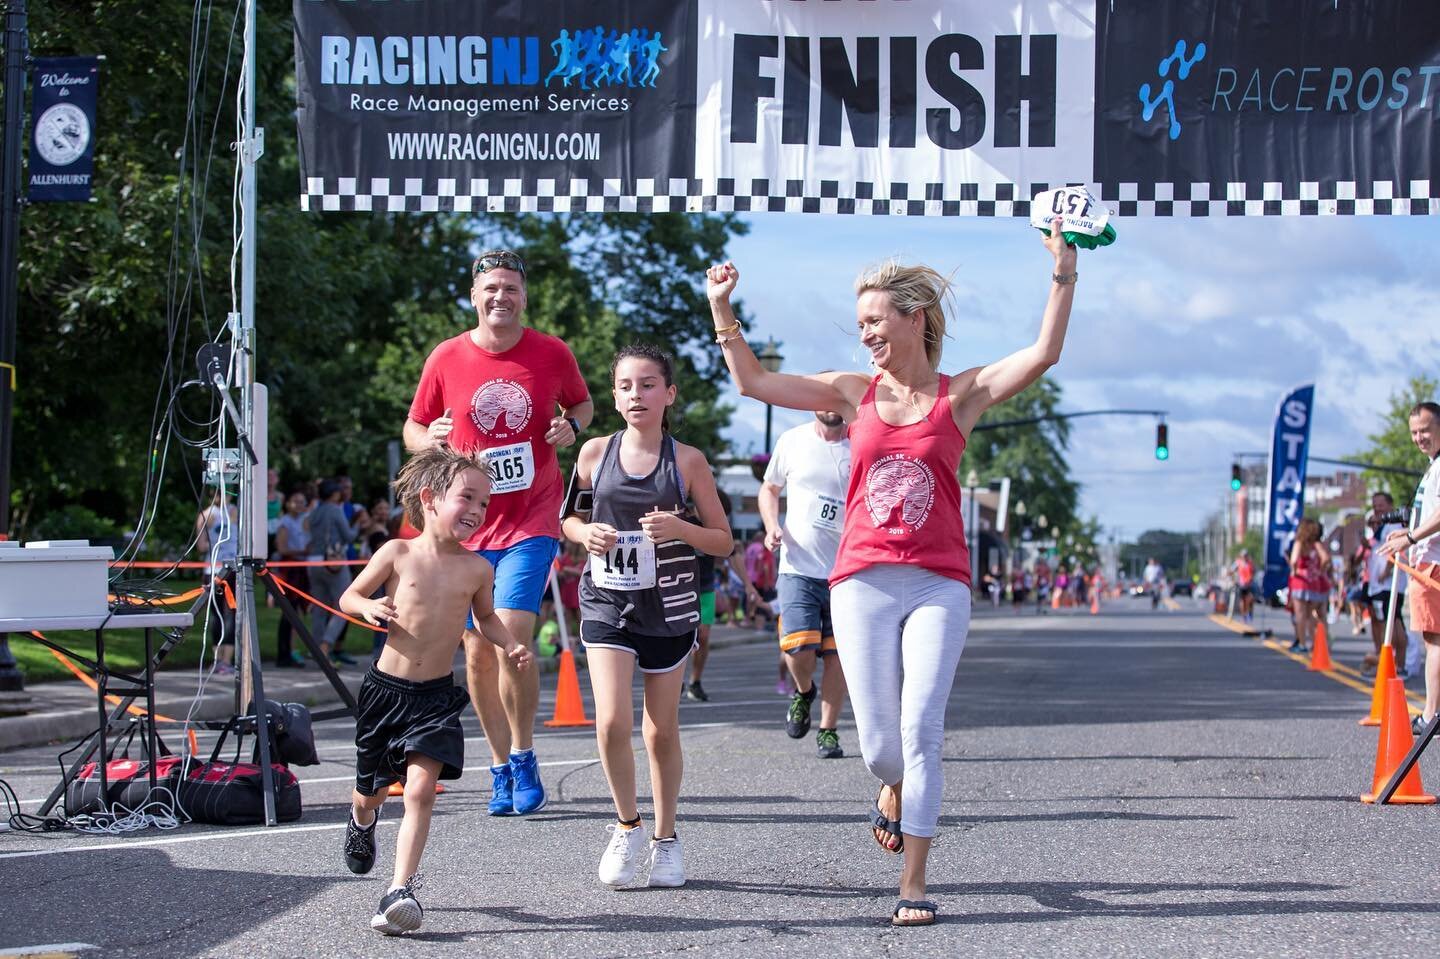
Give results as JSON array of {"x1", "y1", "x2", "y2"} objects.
[{"x1": 339, "y1": 447, "x2": 533, "y2": 935}]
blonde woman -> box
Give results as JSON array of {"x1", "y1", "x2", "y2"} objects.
[{"x1": 704, "y1": 219, "x2": 1078, "y2": 926}]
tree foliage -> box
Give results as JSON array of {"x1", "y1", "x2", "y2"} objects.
[
  {"x1": 1351, "y1": 373, "x2": 1436, "y2": 498},
  {"x1": 8, "y1": 1, "x2": 744, "y2": 544},
  {"x1": 966, "y1": 376, "x2": 1081, "y2": 534}
]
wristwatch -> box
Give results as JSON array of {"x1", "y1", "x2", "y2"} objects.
[{"x1": 565, "y1": 415, "x2": 582, "y2": 436}]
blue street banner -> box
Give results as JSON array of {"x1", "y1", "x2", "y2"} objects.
[
  {"x1": 1262, "y1": 384, "x2": 1316, "y2": 597},
  {"x1": 292, "y1": 0, "x2": 1440, "y2": 216},
  {"x1": 28, "y1": 56, "x2": 100, "y2": 203}
]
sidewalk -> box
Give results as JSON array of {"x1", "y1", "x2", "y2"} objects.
[{"x1": 0, "y1": 623, "x2": 776, "y2": 754}]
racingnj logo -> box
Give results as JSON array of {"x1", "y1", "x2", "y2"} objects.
[{"x1": 387, "y1": 130, "x2": 601, "y2": 162}]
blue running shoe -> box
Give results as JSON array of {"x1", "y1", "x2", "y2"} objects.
[
  {"x1": 488, "y1": 763, "x2": 516, "y2": 816},
  {"x1": 510, "y1": 750, "x2": 547, "y2": 814}
]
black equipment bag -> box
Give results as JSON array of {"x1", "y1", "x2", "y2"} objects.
[
  {"x1": 65, "y1": 726, "x2": 183, "y2": 815},
  {"x1": 259, "y1": 700, "x2": 320, "y2": 767},
  {"x1": 179, "y1": 716, "x2": 302, "y2": 825}
]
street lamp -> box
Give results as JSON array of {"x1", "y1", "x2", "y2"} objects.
[{"x1": 756, "y1": 337, "x2": 784, "y2": 453}]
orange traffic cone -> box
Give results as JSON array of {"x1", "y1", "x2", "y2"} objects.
[
  {"x1": 1361, "y1": 678, "x2": 1436, "y2": 803},
  {"x1": 1050, "y1": 588, "x2": 1062, "y2": 610},
  {"x1": 388, "y1": 781, "x2": 446, "y2": 797},
  {"x1": 1360, "y1": 645, "x2": 1398, "y2": 727},
  {"x1": 544, "y1": 647, "x2": 595, "y2": 728},
  {"x1": 1308, "y1": 621, "x2": 1333, "y2": 671},
  {"x1": 1089, "y1": 593, "x2": 1100, "y2": 615}
]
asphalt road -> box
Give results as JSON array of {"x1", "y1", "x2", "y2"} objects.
[{"x1": 2, "y1": 600, "x2": 1437, "y2": 959}]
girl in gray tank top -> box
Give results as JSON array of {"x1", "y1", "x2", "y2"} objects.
[{"x1": 562, "y1": 345, "x2": 734, "y2": 890}]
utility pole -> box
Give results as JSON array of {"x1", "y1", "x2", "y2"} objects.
[{"x1": 0, "y1": 0, "x2": 28, "y2": 704}]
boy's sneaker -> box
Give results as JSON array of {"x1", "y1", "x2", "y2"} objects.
[
  {"x1": 510, "y1": 750, "x2": 547, "y2": 814},
  {"x1": 488, "y1": 763, "x2": 516, "y2": 816},
  {"x1": 685, "y1": 681, "x2": 709, "y2": 702},
  {"x1": 597, "y1": 823, "x2": 647, "y2": 887},
  {"x1": 646, "y1": 835, "x2": 685, "y2": 888},
  {"x1": 371, "y1": 875, "x2": 424, "y2": 935},
  {"x1": 816, "y1": 728, "x2": 844, "y2": 759},
  {"x1": 785, "y1": 686, "x2": 816, "y2": 739},
  {"x1": 343, "y1": 809, "x2": 379, "y2": 874}
]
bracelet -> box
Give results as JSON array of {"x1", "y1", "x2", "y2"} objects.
[
  {"x1": 1406, "y1": 531, "x2": 1417, "y2": 544},
  {"x1": 713, "y1": 320, "x2": 741, "y2": 337},
  {"x1": 1052, "y1": 271, "x2": 1079, "y2": 285},
  {"x1": 715, "y1": 329, "x2": 745, "y2": 346}
]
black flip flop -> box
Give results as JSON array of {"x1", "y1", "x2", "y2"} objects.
[
  {"x1": 891, "y1": 898, "x2": 938, "y2": 927},
  {"x1": 868, "y1": 800, "x2": 903, "y2": 854}
]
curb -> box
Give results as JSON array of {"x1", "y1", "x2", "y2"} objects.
[{"x1": 0, "y1": 628, "x2": 776, "y2": 755}]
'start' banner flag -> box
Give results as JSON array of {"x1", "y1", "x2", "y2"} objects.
[
  {"x1": 292, "y1": 0, "x2": 1440, "y2": 216},
  {"x1": 1262, "y1": 384, "x2": 1316, "y2": 599},
  {"x1": 28, "y1": 56, "x2": 100, "y2": 203}
]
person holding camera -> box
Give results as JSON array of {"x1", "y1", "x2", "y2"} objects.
[{"x1": 1380, "y1": 402, "x2": 1440, "y2": 731}]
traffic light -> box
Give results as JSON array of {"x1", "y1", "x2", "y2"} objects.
[
  {"x1": 1154, "y1": 423, "x2": 1169, "y2": 461},
  {"x1": 1230, "y1": 463, "x2": 1243, "y2": 491}
]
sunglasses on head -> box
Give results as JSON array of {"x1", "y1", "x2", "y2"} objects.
[{"x1": 472, "y1": 250, "x2": 526, "y2": 278}]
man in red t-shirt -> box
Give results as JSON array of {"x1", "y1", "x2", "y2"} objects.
[{"x1": 404, "y1": 249, "x2": 592, "y2": 817}]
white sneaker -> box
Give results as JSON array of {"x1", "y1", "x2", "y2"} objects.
[
  {"x1": 598, "y1": 823, "x2": 646, "y2": 886},
  {"x1": 646, "y1": 836, "x2": 685, "y2": 888}
]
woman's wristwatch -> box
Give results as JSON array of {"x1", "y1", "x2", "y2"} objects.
[{"x1": 1406, "y1": 530, "x2": 1417, "y2": 544}]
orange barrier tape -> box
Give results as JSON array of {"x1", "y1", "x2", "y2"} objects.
[
  {"x1": 220, "y1": 578, "x2": 237, "y2": 610},
  {"x1": 1393, "y1": 558, "x2": 1440, "y2": 593},
  {"x1": 263, "y1": 569, "x2": 385, "y2": 633},
  {"x1": 30, "y1": 631, "x2": 179, "y2": 723},
  {"x1": 107, "y1": 587, "x2": 205, "y2": 608},
  {"x1": 114, "y1": 559, "x2": 369, "y2": 569}
]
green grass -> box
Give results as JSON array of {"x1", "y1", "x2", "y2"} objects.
[{"x1": 11, "y1": 598, "x2": 355, "y2": 684}]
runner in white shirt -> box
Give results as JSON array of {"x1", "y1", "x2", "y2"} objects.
[
  {"x1": 759, "y1": 412, "x2": 851, "y2": 759},
  {"x1": 1380, "y1": 401, "x2": 1440, "y2": 730}
]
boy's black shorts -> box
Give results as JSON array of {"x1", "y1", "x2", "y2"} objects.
[{"x1": 354, "y1": 665, "x2": 468, "y2": 796}]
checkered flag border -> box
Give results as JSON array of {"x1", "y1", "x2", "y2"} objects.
[{"x1": 301, "y1": 176, "x2": 1440, "y2": 217}]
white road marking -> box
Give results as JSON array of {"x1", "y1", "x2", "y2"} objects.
[
  {"x1": 0, "y1": 821, "x2": 398, "y2": 861},
  {"x1": 0, "y1": 944, "x2": 98, "y2": 957}
]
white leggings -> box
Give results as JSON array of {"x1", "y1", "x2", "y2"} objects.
[{"x1": 830, "y1": 564, "x2": 971, "y2": 838}]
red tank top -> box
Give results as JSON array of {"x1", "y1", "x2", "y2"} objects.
[{"x1": 830, "y1": 374, "x2": 971, "y2": 588}]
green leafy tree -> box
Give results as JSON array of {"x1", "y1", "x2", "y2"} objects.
[
  {"x1": 9, "y1": 2, "x2": 747, "y2": 544},
  {"x1": 966, "y1": 376, "x2": 1080, "y2": 534},
  {"x1": 1351, "y1": 374, "x2": 1437, "y2": 497}
]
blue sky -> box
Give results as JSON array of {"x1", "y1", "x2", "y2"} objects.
[{"x1": 715, "y1": 212, "x2": 1439, "y2": 539}]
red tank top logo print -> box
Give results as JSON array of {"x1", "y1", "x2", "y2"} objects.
[
  {"x1": 471, "y1": 378, "x2": 533, "y2": 438},
  {"x1": 830, "y1": 374, "x2": 972, "y2": 589},
  {"x1": 864, "y1": 453, "x2": 936, "y2": 533}
]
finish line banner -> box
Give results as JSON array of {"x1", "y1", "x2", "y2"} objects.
[{"x1": 293, "y1": 0, "x2": 1440, "y2": 216}]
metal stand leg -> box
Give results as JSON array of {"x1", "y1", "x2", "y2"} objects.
[
  {"x1": 144, "y1": 627, "x2": 158, "y2": 796},
  {"x1": 261, "y1": 570, "x2": 357, "y2": 713},
  {"x1": 95, "y1": 626, "x2": 109, "y2": 807},
  {"x1": 236, "y1": 560, "x2": 277, "y2": 825}
]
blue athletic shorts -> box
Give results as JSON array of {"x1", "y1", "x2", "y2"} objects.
[
  {"x1": 776, "y1": 573, "x2": 836, "y2": 656},
  {"x1": 465, "y1": 536, "x2": 560, "y2": 626}
]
